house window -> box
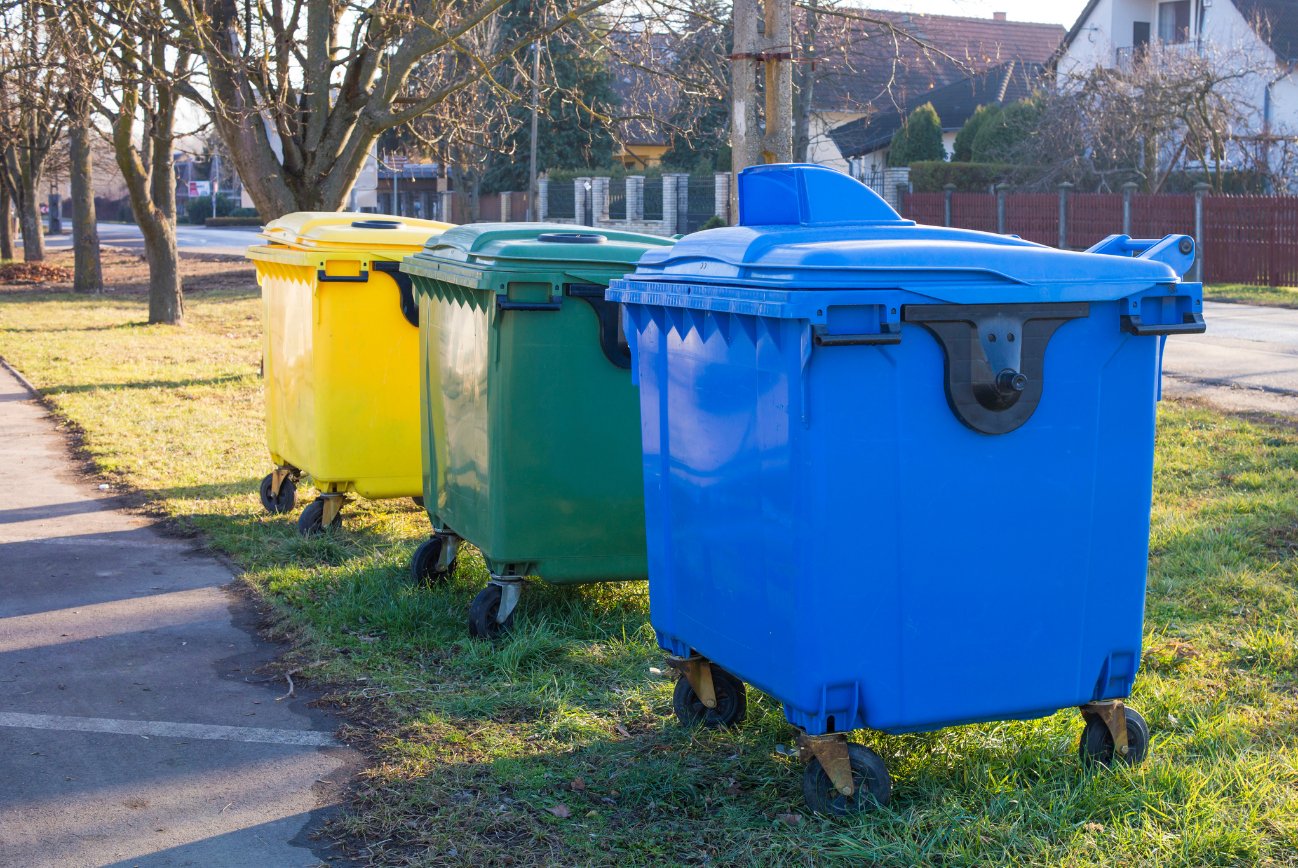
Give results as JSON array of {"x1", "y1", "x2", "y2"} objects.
[
  {"x1": 1157, "y1": 0, "x2": 1190, "y2": 43},
  {"x1": 1133, "y1": 21, "x2": 1151, "y2": 50}
]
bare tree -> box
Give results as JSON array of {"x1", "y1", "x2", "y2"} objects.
[
  {"x1": 164, "y1": 0, "x2": 613, "y2": 220},
  {"x1": 1032, "y1": 40, "x2": 1286, "y2": 193},
  {"x1": 0, "y1": 0, "x2": 67, "y2": 261},
  {"x1": 91, "y1": 0, "x2": 191, "y2": 323},
  {"x1": 0, "y1": 184, "x2": 11, "y2": 260},
  {"x1": 50, "y1": 1, "x2": 103, "y2": 291},
  {"x1": 399, "y1": 12, "x2": 522, "y2": 220}
]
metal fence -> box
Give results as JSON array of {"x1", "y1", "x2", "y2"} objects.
[
  {"x1": 643, "y1": 177, "x2": 664, "y2": 221},
  {"x1": 903, "y1": 190, "x2": 1298, "y2": 286},
  {"x1": 608, "y1": 177, "x2": 627, "y2": 220},
  {"x1": 548, "y1": 181, "x2": 576, "y2": 219},
  {"x1": 679, "y1": 175, "x2": 719, "y2": 234}
]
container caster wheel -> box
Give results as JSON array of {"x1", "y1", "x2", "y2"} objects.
[
  {"x1": 1079, "y1": 702, "x2": 1149, "y2": 767},
  {"x1": 298, "y1": 497, "x2": 342, "y2": 536},
  {"x1": 259, "y1": 470, "x2": 296, "y2": 514},
  {"x1": 801, "y1": 740, "x2": 891, "y2": 816},
  {"x1": 411, "y1": 496, "x2": 424, "y2": 508},
  {"x1": 671, "y1": 662, "x2": 747, "y2": 728},
  {"x1": 468, "y1": 580, "x2": 521, "y2": 639},
  {"x1": 410, "y1": 535, "x2": 457, "y2": 587}
]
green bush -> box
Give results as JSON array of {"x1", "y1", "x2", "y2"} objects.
[
  {"x1": 971, "y1": 98, "x2": 1042, "y2": 163},
  {"x1": 908, "y1": 161, "x2": 1039, "y2": 192},
  {"x1": 888, "y1": 103, "x2": 945, "y2": 167},
  {"x1": 231, "y1": 207, "x2": 260, "y2": 218},
  {"x1": 184, "y1": 195, "x2": 238, "y2": 225},
  {"x1": 953, "y1": 104, "x2": 1001, "y2": 162},
  {"x1": 695, "y1": 215, "x2": 727, "y2": 232}
]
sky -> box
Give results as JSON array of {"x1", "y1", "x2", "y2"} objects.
[{"x1": 865, "y1": 0, "x2": 1092, "y2": 28}]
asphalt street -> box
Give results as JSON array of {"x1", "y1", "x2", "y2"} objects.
[
  {"x1": 1161, "y1": 301, "x2": 1298, "y2": 416},
  {"x1": 32, "y1": 223, "x2": 261, "y2": 257},
  {"x1": 0, "y1": 365, "x2": 358, "y2": 867}
]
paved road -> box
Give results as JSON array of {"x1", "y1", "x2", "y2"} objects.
[
  {"x1": 0, "y1": 365, "x2": 358, "y2": 867},
  {"x1": 1162, "y1": 301, "x2": 1298, "y2": 416},
  {"x1": 32, "y1": 223, "x2": 261, "y2": 257}
]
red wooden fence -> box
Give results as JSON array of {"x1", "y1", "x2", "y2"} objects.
[{"x1": 901, "y1": 191, "x2": 1298, "y2": 286}]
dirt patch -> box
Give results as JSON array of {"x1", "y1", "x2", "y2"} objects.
[{"x1": 0, "y1": 248, "x2": 254, "y2": 296}]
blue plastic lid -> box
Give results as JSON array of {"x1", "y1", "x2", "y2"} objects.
[{"x1": 627, "y1": 164, "x2": 1194, "y2": 292}]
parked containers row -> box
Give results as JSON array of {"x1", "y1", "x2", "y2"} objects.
[{"x1": 246, "y1": 165, "x2": 1205, "y2": 813}]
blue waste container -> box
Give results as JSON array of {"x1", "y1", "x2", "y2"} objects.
[{"x1": 608, "y1": 164, "x2": 1205, "y2": 815}]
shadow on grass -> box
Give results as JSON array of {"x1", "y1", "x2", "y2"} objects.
[
  {"x1": 0, "y1": 285, "x2": 258, "y2": 306},
  {"x1": 1, "y1": 321, "x2": 164, "y2": 334},
  {"x1": 36, "y1": 373, "x2": 253, "y2": 395}
]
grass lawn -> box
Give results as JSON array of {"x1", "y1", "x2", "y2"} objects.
[
  {"x1": 1204, "y1": 283, "x2": 1298, "y2": 309},
  {"x1": 2, "y1": 258, "x2": 1297, "y2": 865}
]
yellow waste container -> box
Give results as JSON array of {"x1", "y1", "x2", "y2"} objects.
[{"x1": 246, "y1": 213, "x2": 453, "y2": 534}]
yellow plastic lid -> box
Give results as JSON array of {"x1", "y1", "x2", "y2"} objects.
[{"x1": 255, "y1": 212, "x2": 453, "y2": 258}]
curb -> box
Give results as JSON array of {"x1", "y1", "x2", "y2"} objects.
[{"x1": 0, "y1": 354, "x2": 39, "y2": 396}]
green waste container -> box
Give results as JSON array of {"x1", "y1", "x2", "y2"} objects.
[{"x1": 400, "y1": 224, "x2": 674, "y2": 637}]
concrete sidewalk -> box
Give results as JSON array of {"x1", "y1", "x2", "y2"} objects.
[{"x1": 0, "y1": 365, "x2": 358, "y2": 867}]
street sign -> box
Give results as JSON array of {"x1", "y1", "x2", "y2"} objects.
[{"x1": 389, "y1": 154, "x2": 410, "y2": 172}]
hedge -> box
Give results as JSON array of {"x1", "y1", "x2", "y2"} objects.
[
  {"x1": 908, "y1": 162, "x2": 1042, "y2": 193},
  {"x1": 204, "y1": 216, "x2": 264, "y2": 227}
]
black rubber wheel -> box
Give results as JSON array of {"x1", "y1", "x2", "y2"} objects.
[
  {"x1": 411, "y1": 496, "x2": 425, "y2": 508},
  {"x1": 297, "y1": 498, "x2": 342, "y2": 536},
  {"x1": 672, "y1": 666, "x2": 747, "y2": 728},
  {"x1": 468, "y1": 584, "x2": 515, "y2": 639},
  {"x1": 802, "y1": 743, "x2": 892, "y2": 816},
  {"x1": 1079, "y1": 706, "x2": 1150, "y2": 767},
  {"x1": 259, "y1": 473, "x2": 296, "y2": 514},
  {"x1": 410, "y1": 536, "x2": 457, "y2": 587}
]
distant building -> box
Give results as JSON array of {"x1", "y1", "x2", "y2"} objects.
[
  {"x1": 1055, "y1": 0, "x2": 1298, "y2": 155},
  {"x1": 809, "y1": 10, "x2": 1064, "y2": 172},
  {"x1": 609, "y1": 32, "x2": 678, "y2": 168},
  {"x1": 828, "y1": 60, "x2": 1049, "y2": 182}
]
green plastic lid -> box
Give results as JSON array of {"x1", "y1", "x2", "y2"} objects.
[{"x1": 402, "y1": 221, "x2": 669, "y2": 272}]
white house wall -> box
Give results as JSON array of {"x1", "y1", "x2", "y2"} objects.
[
  {"x1": 1058, "y1": 0, "x2": 1117, "y2": 78},
  {"x1": 1198, "y1": 0, "x2": 1296, "y2": 138},
  {"x1": 807, "y1": 111, "x2": 864, "y2": 171},
  {"x1": 1059, "y1": 0, "x2": 1298, "y2": 181}
]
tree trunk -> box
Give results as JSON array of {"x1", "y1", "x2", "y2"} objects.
[
  {"x1": 69, "y1": 114, "x2": 103, "y2": 292},
  {"x1": 792, "y1": 4, "x2": 818, "y2": 163},
  {"x1": 139, "y1": 214, "x2": 182, "y2": 324},
  {"x1": 17, "y1": 174, "x2": 44, "y2": 261},
  {"x1": 0, "y1": 185, "x2": 12, "y2": 261}
]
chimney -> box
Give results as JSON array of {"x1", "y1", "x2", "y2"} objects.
[{"x1": 993, "y1": 11, "x2": 1007, "y2": 20}]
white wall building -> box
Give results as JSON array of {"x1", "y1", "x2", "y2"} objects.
[{"x1": 1056, "y1": 0, "x2": 1298, "y2": 160}]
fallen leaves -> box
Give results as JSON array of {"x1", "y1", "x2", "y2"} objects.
[
  {"x1": 0, "y1": 262, "x2": 73, "y2": 284},
  {"x1": 547, "y1": 803, "x2": 571, "y2": 819}
]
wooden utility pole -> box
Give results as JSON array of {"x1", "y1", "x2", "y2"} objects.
[{"x1": 730, "y1": 0, "x2": 793, "y2": 219}]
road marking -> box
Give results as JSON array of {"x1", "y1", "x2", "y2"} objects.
[{"x1": 0, "y1": 712, "x2": 337, "y2": 747}]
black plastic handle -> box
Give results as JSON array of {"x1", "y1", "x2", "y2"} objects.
[
  {"x1": 372, "y1": 261, "x2": 419, "y2": 327},
  {"x1": 903, "y1": 302, "x2": 1090, "y2": 435},
  {"x1": 496, "y1": 297, "x2": 563, "y2": 312},
  {"x1": 567, "y1": 283, "x2": 631, "y2": 368},
  {"x1": 316, "y1": 268, "x2": 369, "y2": 283},
  {"x1": 812, "y1": 324, "x2": 901, "y2": 346},
  {"x1": 1121, "y1": 312, "x2": 1206, "y2": 336}
]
